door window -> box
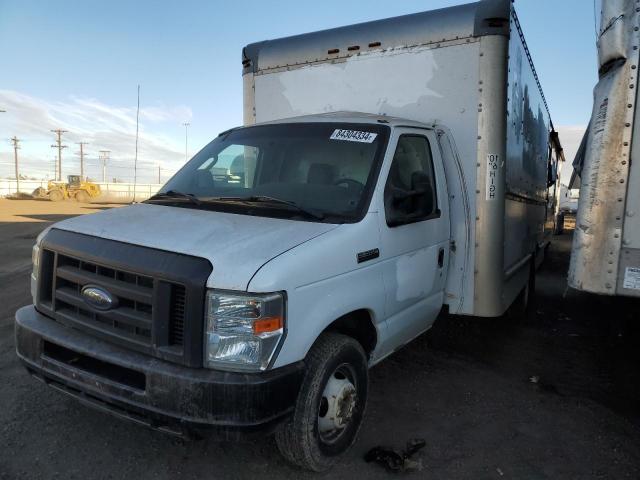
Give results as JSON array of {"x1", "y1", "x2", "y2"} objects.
[{"x1": 384, "y1": 135, "x2": 438, "y2": 226}]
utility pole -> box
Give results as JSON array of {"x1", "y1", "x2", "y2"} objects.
[
  {"x1": 99, "y1": 150, "x2": 110, "y2": 182},
  {"x1": 11, "y1": 136, "x2": 20, "y2": 193},
  {"x1": 76, "y1": 142, "x2": 89, "y2": 180},
  {"x1": 183, "y1": 122, "x2": 190, "y2": 162},
  {"x1": 50, "y1": 129, "x2": 68, "y2": 181},
  {"x1": 158, "y1": 164, "x2": 161, "y2": 184}
]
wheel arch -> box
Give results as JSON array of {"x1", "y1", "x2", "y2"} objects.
[{"x1": 319, "y1": 309, "x2": 378, "y2": 360}]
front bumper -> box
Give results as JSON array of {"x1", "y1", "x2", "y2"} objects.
[{"x1": 15, "y1": 305, "x2": 303, "y2": 439}]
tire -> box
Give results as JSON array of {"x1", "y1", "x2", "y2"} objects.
[
  {"x1": 75, "y1": 190, "x2": 90, "y2": 203},
  {"x1": 32, "y1": 187, "x2": 46, "y2": 198},
  {"x1": 275, "y1": 332, "x2": 369, "y2": 472},
  {"x1": 49, "y1": 190, "x2": 64, "y2": 202}
]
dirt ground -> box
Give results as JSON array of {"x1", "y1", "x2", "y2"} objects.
[{"x1": 0, "y1": 200, "x2": 639, "y2": 479}]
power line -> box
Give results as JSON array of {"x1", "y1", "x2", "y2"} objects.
[
  {"x1": 50, "y1": 129, "x2": 68, "y2": 181},
  {"x1": 75, "y1": 142, "x2": 89, "y2": 180}
]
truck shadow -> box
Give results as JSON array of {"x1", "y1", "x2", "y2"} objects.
[{"x1": 409, "y1": 230, "x2": 640, "y2": 421}]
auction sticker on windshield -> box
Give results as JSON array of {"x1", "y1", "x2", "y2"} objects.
[{"x1": 330, "y1": 129, "x2": 378, "y2": 143}]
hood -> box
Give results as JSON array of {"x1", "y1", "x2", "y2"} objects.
[{"x1": 53, "y1": 203, "x2": 338, "y2": 290}]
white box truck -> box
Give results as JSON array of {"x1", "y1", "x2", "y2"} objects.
[
  {"x1": 15, "y1": 0, "x2": 562, "y2": 471},
  {"x1": 570, "y1": 0, "x2": 640, "y2": 297}
]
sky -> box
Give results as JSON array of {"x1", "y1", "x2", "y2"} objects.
[{"x1": 0, "y1": 0, "x2": 597, "y2": 185}]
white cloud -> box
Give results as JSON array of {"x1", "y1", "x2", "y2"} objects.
[{"x1": 0, "y1": 89, "x2": 191, "y2": 183}]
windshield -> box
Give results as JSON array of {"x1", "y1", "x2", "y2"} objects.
[{"x1": 158, "y1": 122, "x2": 390, "y2": 222}]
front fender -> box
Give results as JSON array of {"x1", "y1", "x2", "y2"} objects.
[{"x1": 247, "y1": 213, "x2": 387, "y2": 368}]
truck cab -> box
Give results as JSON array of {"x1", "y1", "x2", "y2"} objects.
[{"x1": 16, "y1": 113, "x2": 456, "y2": 469}]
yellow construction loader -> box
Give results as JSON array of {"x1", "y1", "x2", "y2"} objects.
[{"x1": 33, "y1": 175, "x2": 101, "y2": 202}]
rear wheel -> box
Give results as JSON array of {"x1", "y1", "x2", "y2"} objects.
[
  {"x1": 32, "y1": 187, "x2": 46, "y2": 198},
  {"x1": 275, "y1": 332, "x2": 368, "y2": 472},
  {"x1": 75, "y1": 190, "x2": 90, "y2": 203},
  {"x1": 49, "y1": 190, "x2": 64, "y2": 202}
]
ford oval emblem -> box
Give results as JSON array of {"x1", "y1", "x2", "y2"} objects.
[{"x1": 81, "y1": 285, "x2": 118, "y2": 311}]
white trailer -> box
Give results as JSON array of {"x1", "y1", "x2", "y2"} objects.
[
  {"x1": 570, "y1": 0, "x2": 640, "y2": 297},
  {"x1": 15, "y1": 0, "x2": 563, "y2": 472}
]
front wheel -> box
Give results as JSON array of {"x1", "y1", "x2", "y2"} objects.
[
  {"x1": 49, "y1": 190, "x2": 64, "y2": 202},
  {"x1": 75, "y1": 190, "x2": 90, "y2": 203},
  {"x1": 275, "y1": 332, "x2": 369, "y2": 472}
]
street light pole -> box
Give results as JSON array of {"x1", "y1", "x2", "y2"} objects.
[
  {"x1": 133, "y1": 84, "x2": 140, "y2": 203},
  {"x1": 11, "y1": 136, "x2": 20, "y2": 194},
  {"x1": 183, "y1": 122, "x2": 190, "y2": 162},
  {"x1": 99, "y1": 150, "x2": 110, "y2": 182}
]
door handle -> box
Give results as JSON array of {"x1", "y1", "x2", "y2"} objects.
[{"x1": 438, "y1": 248, "x2": 445, "y2": 268}]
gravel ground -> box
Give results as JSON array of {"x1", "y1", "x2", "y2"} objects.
[{"x1": 0, "y1": 200, "x2": 639, "y2": 479}]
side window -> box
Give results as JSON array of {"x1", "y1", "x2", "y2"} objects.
[{"x1": 384, "y1": 135, "x2": 438, "y2": 227}]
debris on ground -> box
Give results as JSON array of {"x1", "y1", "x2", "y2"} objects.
[
  {"x1": 364, "y1": 438, "x2": 426, "y2": 472},
  {"x1": 528, "y1": 375, "x2": 560, "y2": 395}
]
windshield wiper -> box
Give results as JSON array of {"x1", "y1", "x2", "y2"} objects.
[
  {"x1": 205, "y1": 195, "x2": 326, "y2": 221},
  {"x1": 146, "y1": 190, "x2": 202, "y2": 206}
]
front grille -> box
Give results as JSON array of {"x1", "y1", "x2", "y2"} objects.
[
  {"x1": 36, "y1": 229, "x2": 212, "y2": 367},
  {"x1": 169, "y1": 284, "x2": 186, "y2": 346},
  {"x1": 52, "y1": 253, "x2": 156, "y2": 345}
]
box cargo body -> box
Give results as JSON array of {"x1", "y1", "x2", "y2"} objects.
[
  {"x1": 570, "y1": 0, "x2": 640, "y2": 297},
  {"x1": 243, "y1": 0, "x2": 561, "y2": 316}
]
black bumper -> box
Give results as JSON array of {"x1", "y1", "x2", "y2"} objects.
[{"x1": 15, "y1": 305, "x2": 303, "y2": 439}]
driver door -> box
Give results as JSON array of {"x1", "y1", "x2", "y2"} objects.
[{"x1": 378, "y1": 128, "x2": 450, "y2": 353}]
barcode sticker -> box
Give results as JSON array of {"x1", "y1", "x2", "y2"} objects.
[
  {"x1": 330, "y1": 129, "x2": 378, "y2": 143},
  {"x1": 623, "y1": 267, "x2": 640, "y2": 290}
]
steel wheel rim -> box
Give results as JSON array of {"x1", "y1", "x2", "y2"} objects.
[{"x1": 317, "y1": 363, "x2": 358, "y2": 444}]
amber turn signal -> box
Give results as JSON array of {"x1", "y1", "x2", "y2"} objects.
[{"x1": 252, "y1": 317, "x2": 283, "y2": 334}]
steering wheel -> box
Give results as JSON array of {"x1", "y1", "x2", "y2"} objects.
[{"x1": 333, "y1": 178, "x2": 365, "y2": 191}]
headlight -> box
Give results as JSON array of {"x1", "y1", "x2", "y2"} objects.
[
  {"x1": 30, "y1": 242, "x2": 41, "y2": 303},
  {"x1": 32, "y1": 243, "x2": 40, "y2": 277},
  {"x1": 204, "y1": 290, "x2": 285, "y2": 372},
  {"x1": 31, "y1": 227, "x2": 50, "y2": 304}
]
